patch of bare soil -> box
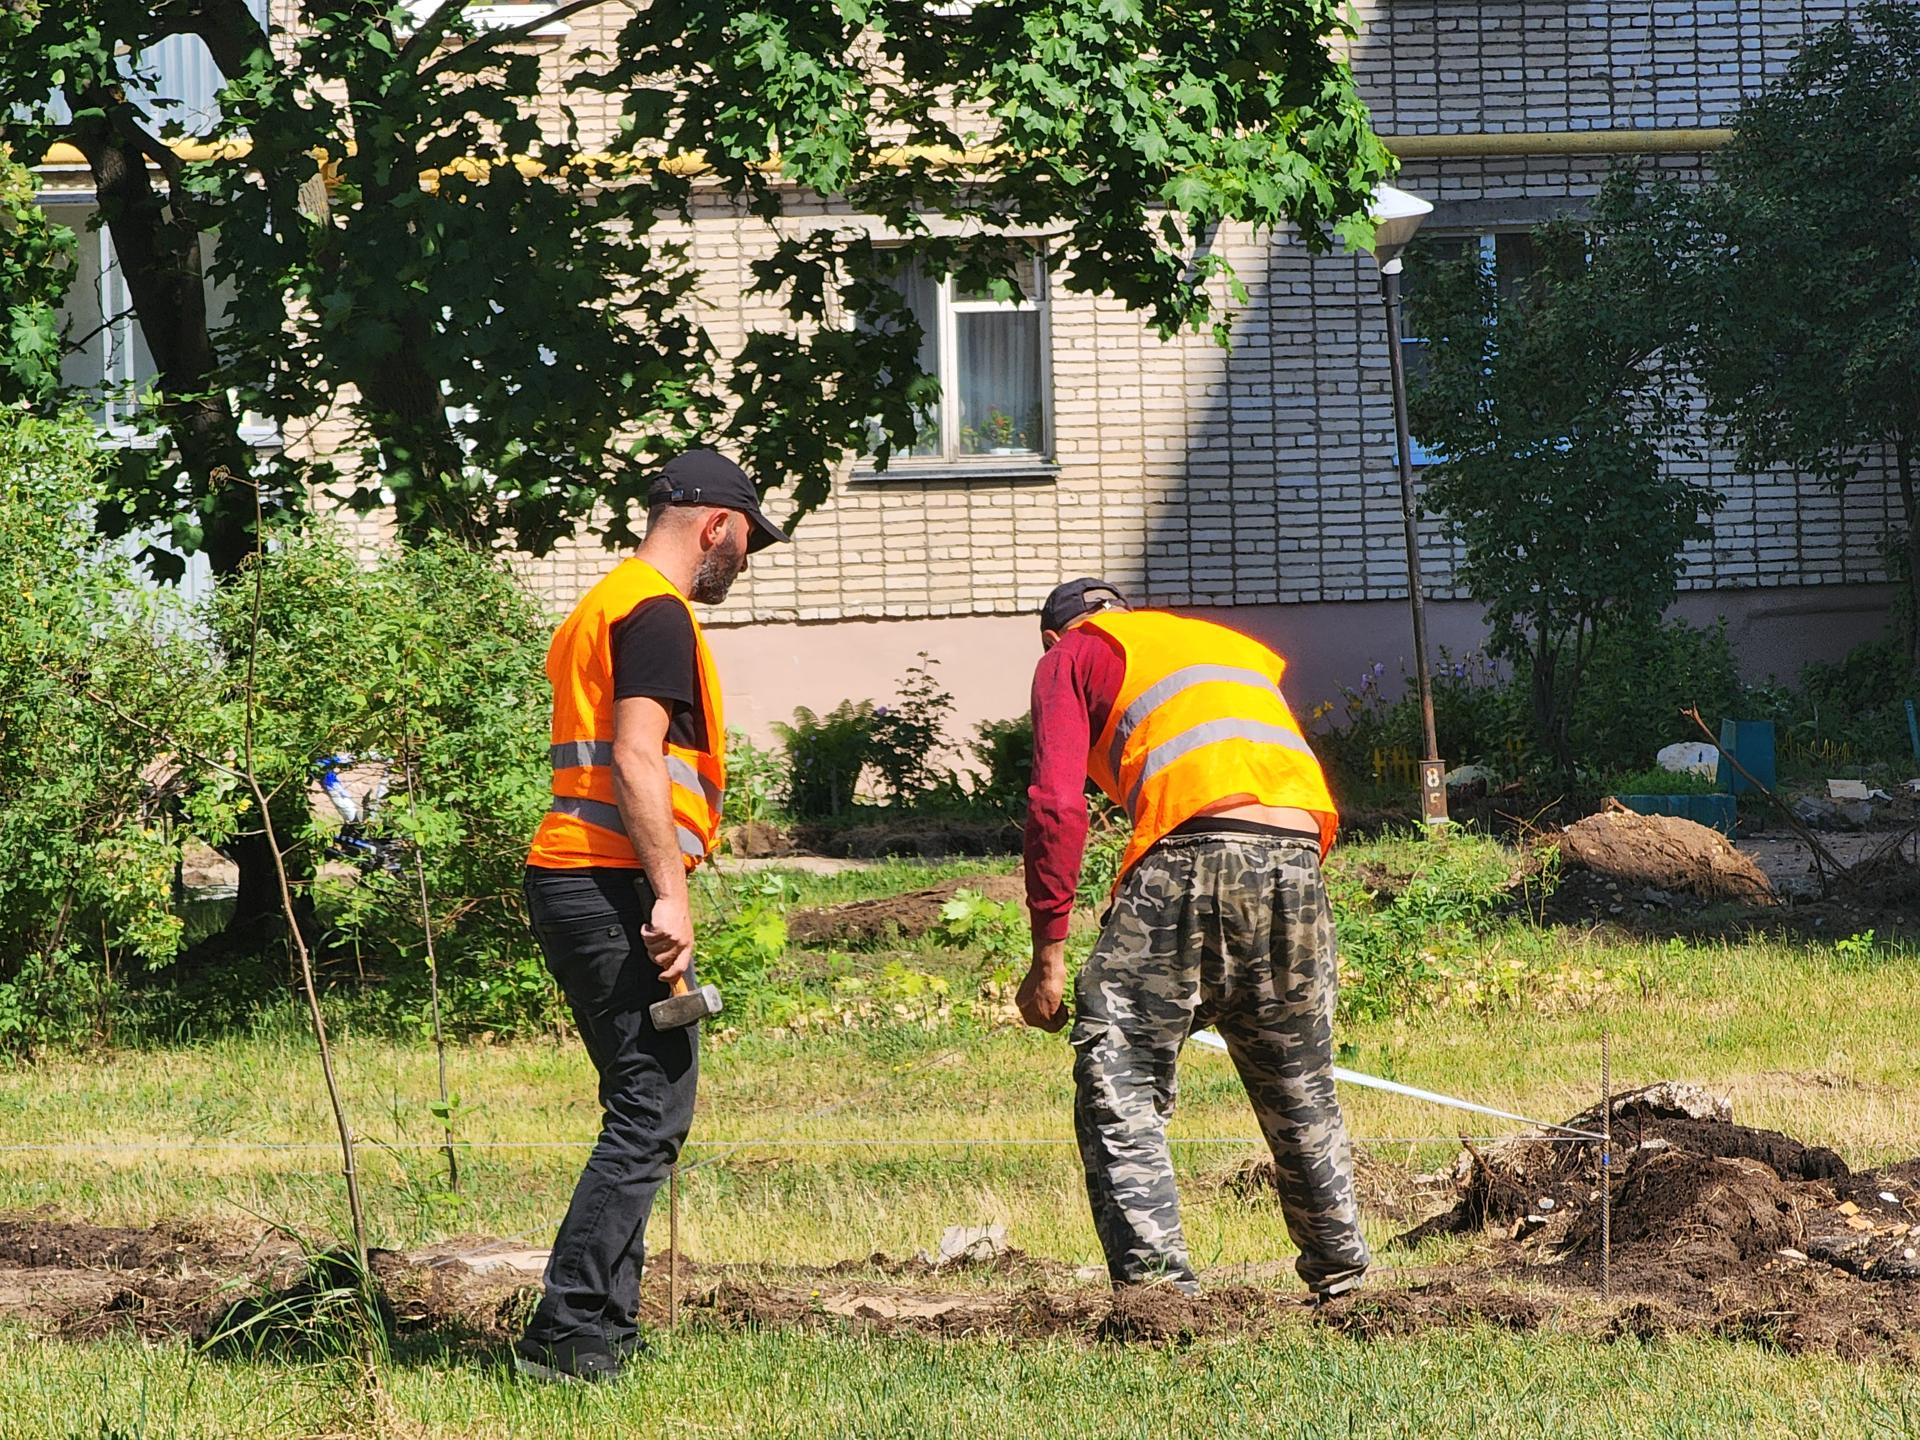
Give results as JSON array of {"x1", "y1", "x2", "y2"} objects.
[
  {"x1": 788, "y1": 872, "x2": 1025, "y2": 945},
  {"x1": 12, "y1": 1083, "x2": 1920, "y2": 1363},
  {"x1": 0, "y1": 1215, "x2": 307, "y2": 1342},
  {"x1": 790, "y1": 818, "x2": 1021, "y2": 860},
  {"x1": 1536, "y1": 824, "x2": 1920, "y2": 944}
]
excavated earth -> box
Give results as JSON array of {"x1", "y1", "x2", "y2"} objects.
[
  {"x1": 5, "y1": 1085, "x2": 1918, "y2": 1360},
  {"x1": 786, "y1": 871, "x2": 1026, "y2": 945}
]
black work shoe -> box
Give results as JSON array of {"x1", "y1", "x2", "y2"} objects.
[
  {"x1": 512, "y1": 1336, "x2": 624, "y2": 1384},
  {"x1": 608, "y1": 1332, "x2": 648, "y2": 1363},
  {"x1": 1308, "y1": 1272, "x2": 1367, "y2": 1307}
]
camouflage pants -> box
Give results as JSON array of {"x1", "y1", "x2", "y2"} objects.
[{"x1": 1071, "y1": 833, "x2": 1371, "y2": 1294}]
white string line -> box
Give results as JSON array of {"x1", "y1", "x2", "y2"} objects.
[
  {"x1": 1189, "y1": 1029, "x2": 1607, "y2": 1141},
  {"x1": 0, "y1": 1133, "x2": 1589, "y2": 1156}
]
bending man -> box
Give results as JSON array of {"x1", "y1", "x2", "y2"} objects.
[
  {"x1": 516, "y1": 450, "x2": 787, "y2": 1381},
  {"x1": 1016, "y1": 578, "x2": 1370, "y2": 1300}
]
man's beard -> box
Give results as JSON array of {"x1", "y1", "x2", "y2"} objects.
[{"x1": 689, "y1": 539, "x2": 747, "y2": 604}]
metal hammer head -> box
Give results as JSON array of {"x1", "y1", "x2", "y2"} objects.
[{"x1": 650, "y1": 982, "x2": 723, "y2": 1031}]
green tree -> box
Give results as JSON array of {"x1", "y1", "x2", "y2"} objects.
[
  {"x1": 0, "y1": 411, "x2": 214, "y2": 1052},
  {"x1": 0, "y1": 146, "x2": 76, "y2": 407},
  {"x1": 1404, "y1": 176, "x2": 1721, "y2": 776},
  {"x1": 2, "y1": 0, "x2": 1390, "y2": 558},
  {"x1": 2, "y1": 0, "x2": 1388, "y2": 941},
  {"x1": 1680, "y1": 2, "x2": 1920, "y2": 662}
]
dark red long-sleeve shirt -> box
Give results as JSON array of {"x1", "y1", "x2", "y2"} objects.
[{"x1": 1023, "y1": 627, "x2": 1125, "y2": 944}]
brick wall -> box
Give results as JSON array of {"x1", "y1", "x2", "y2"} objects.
[{"x1": 279, "y1": 0, "x2": 1900, "y2": 628}]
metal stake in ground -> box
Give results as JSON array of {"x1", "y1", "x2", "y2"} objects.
[
  {"x1": 668, "y1": 1163, "x2": 680, "y2": 1328},
  {"x1": 1600, "y1": 1030, "x2": 1613, "y2": 1302}
]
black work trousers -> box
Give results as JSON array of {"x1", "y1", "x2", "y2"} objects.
[{"x1": 520, "y1": 865, "x2": 697, "y2": 1355}]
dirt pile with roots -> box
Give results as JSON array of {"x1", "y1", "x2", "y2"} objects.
[
  {"x1": 5, "y1": 1084, "x2": 1919, "y2": 1361},
  {"x1": 1557, "y1": 807, "x2": 1776, "y2": 905}
]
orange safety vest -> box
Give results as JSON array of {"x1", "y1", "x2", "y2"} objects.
[
  {"x1": 1080, "y1": 610, "x2": 1337, "y2": 888},
  {"x1": 526, "y1": 558, "x2": 727, "y2": 871}
]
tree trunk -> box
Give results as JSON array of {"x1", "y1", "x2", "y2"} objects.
[
  {"x1": 70, "y1": 98, "x2": 257, "y2": 577},
  {"x1": 72, "y1": 100, "x2": 293, "y2": 940},
  {"x1": 1531, "y1": 633, "x2": 1574, "y2": 784},
  {"x1": 1897, "y1": 433, "x2": 1919, "y2": 670},
  {"x1": 338, "y1": 57, "x2": 473, "y2": 551}
]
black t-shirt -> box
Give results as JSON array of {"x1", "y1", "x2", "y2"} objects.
[{"x1": 609, "y1": 597, "x2": 707, "y2": 750}]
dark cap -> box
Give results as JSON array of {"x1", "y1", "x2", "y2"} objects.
[
  {"x1": 648, "y1": 449, "x2": 790, "y2": 553},
  {"x1": 1040, "y1": 577, "x2": 1130, "y2": 634}
]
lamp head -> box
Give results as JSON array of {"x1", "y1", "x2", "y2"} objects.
[{"x1": 1368, "y1": 183, "x2": 1434, "y2": 272}]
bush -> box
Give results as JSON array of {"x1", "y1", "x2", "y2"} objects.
[
  {"x1": 970, "y1": 715, "x2": 1034, "y2": 816},
  {"x1": 1562, "y1": 619, "x2": 1742, "y2": 773},
  {"x1": 867, "y1": 654, "x2": 958, "y2": 803},
  {"x1": 0, "y1": 412, "x2": 214, "y2": 1052},
  {"x1": 774, "y1": 654, "x2": 973, "y2": 819},
  {"x1": 1310, "y1": 650, "x2": 1516, "y2": 789},
  {"x1": 776, "y1": 700, "x2": 876, "y2": 819},
  {"x1": 1760, "y1": 634, "x2": 1919, "y2": 767},
  {"x1": 721, "y1": 727, "x2": 788, "y2": 831},
  {"x1": 195, "y1": 525, "x2": 559, "y2": 1037},
  {"x1": 1313, "y1": 622, "x2": 1744, "y2": 788}
]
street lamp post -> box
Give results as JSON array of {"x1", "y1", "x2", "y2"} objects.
[{"x1": 1369, "y1": 183, "x2": 1449, "y2": 828}]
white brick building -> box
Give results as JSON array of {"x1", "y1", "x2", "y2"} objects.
[{"x1": 33, "y1": 1, "x2": 1899, "y2": 738}]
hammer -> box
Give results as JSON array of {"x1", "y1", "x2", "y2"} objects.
[{"x1": 650, "y1": 973, "x2": 723, "y2": 1031}]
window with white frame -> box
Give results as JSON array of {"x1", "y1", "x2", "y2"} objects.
[
  {"x1": 46, "y1": 201, "x2": 159, "y2": 437},
  {"x1": 43, "y1": 200, "x2": 279, "y2": 447},
  {"x1": 873, "y1": 255, "x2": 1052, "y2": 466},
  {"x1": 1399, "y1": 231, "x2": 1539, "y2": 465},
  {"x1": 398, "y1": 1, "x2": 571, "y2": 36}
]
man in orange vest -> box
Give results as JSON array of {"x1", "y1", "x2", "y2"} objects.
[
  {"x1": 515, "y1": 449, "x2": 786, "y2": 1382},
  {"x1": 1016, "y1": 578, "x2": 1370, "y2": 1301}
]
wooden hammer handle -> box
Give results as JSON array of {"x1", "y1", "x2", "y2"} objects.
[{"x1": 666, "y1": 973, "x2": 691, "y2": 998}]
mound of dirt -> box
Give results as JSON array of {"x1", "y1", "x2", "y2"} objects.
[
  {"x1": 1564, "y1": 1150, "x2": 1801, "y2": 1282},
  {"x1": 1558, "y1": 807, "x2": 1774, "y2": 905},
  {"x1": 1391, "y1": 1081, "x2": 1920, "y2": 1352},
  {"x1": 791, "y1": 819, "x2": 1021, "y2": 860},
  {"x1": 788, "y1": 872, "x2": 1025, "y2": 945}
]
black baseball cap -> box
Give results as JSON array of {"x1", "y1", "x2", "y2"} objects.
[
  {"x1": 648, "y1": 449, "x2": 790, "y2": 553},
  {"x1": 1041, "y1": 577, "x2": 1130, "y2": 633}
]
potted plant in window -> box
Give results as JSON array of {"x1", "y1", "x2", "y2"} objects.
[{"x1": 983, "y1": 408, "x2": 1020, "y2": 454}]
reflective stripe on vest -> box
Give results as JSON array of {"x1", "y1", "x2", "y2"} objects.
[
  {"x1": 527, "y1": 557, "x2": 728, "y2": 871},
  {"x1": 550, "y1": 747, "x2": 725, "y2": 813},
  {"x1": 1105, "y1": 663, "x2": 1285, "y2": 780},
  {"x1": 1079, "y1": 610, "x2": 1337, "y2": 889},
  {"x1": 546, "y1": 795, "x2": 710, "y2": 859},
  {"x1": 666, "y1": 755, "x2": 725, "y2": 811},
  {"x1": 1123, "y1": 716, "x2": 1323, "y2": 814},
  {"x1": 551, "y1": 740, "x2": 611, "y2": 769}
]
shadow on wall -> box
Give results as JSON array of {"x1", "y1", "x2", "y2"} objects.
[{"x1": 1123, "y1": 210, "x2": 1479, "y2": 718}]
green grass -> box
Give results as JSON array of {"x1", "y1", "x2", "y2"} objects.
[
  {"x1": 8, "y1": 1327, "x2": 1920, "y2": 1440},
  {"x1": 5, "y1": 835, "x2": 1920, "y2": 1435}
]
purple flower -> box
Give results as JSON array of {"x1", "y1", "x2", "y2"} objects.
[{"x1": 1372, "y1": 661, "x2": 1387, "y2": 677}]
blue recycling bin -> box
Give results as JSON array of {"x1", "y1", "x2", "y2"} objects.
[
  {"x1": 1614, "y1": 793, "x2": 1738, "y2": 836},
  {"x1": 1716, "y1": 719, "x2": 1776, "y2": 796}
]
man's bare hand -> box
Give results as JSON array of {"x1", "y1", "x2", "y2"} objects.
[
  {"x1": 642, "y1": 891, "x2": 695, "y2": 983},
  {"x1": 1016, "y1": 943, "x2": 1069, "y2": 1032}
]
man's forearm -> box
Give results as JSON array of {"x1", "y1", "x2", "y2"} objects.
[{"x1": 612, "y1": 750, "x2": 688, "y2": 905}]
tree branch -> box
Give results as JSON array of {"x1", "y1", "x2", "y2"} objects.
[
  {"x1": 421, "y1": 0, "x2": 627, "y2": 82},
  {"x1": 144, "y1": 0, "x2": 273, "y2": 83},
  {"x1": 398, "y1": 0, "x2": 481, "y2": 71}
]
